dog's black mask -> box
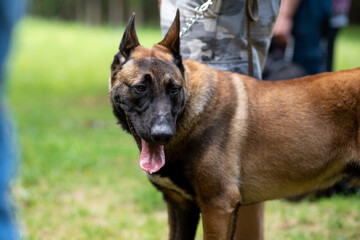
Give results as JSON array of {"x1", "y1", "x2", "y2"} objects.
[{"x1": 109, "y1": 10, "x2": 186, "y2": 173}]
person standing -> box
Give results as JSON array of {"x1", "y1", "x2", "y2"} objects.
[
  {"x1": 0, "y1": 0, "x2": 24, "y2": 239},
  {"x1": 159, "y1": 1, "x2": 281, "y2": 239}
]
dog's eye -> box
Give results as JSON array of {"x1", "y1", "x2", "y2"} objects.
[
  {"x1": 134, "y1": 84, "x2": 147, "y2": 94},
  {"x1": 169, "y1": 86, "x2": 179, "y2": 96}
]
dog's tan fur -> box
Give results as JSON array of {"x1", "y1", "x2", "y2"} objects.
[{"x1": 109, "y1": 11, "x2": 360, "y2": 240}]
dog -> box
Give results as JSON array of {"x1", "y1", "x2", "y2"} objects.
[{"x1": 109, "y1": 10, "x2": 360, "y2": 240}]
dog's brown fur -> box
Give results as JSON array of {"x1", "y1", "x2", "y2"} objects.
[{"x1": 109, "y1": 11, "x2": 360, "y2": 240}]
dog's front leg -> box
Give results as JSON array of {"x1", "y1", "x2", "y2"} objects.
[
  {"x1": 201, "y1": 195, "x2": 240, "y2": 240},
  {"x1": 164, "y1": 193, "x2": 200, "y2": 240}
]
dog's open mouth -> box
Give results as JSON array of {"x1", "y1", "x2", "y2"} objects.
[
  {"x1": 125, "y1": 116, "x2": 165, "y2": 174},
  {"x1": 140, "y1": 139, "x2": 165, "y2": 174}
]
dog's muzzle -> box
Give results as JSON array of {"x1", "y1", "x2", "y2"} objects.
[{"x1": 151, "y1": 116, "x2": 174, "y2": 144}]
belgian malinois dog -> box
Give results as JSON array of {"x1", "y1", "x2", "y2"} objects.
[{"x1": 109, "y1": 11, "x2": 360, "y2": 240}]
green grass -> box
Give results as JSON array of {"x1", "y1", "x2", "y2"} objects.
[
  {"x1": 7, "y1": 18, "x2": 360, "y2": 239},
  {"x1": 334, "y1": 26, "x2": 360, "y2": 71}
]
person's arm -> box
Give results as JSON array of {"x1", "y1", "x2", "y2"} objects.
[
  {"x1": 158, "y1": 0, "x2": 161, "y2": 10},
  {"x1": 272, "y1": 0, "x2": 301, "y2": 46}
]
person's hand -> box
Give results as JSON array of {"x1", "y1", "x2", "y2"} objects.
[
  {"x1": 272, "y1": 0, "x2": 301, "y2": 47},
  {"x1": 273, "y1": 13, "x2": 293, "y2": 47}
]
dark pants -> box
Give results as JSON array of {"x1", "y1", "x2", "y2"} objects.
[{"x1": 292, "y1": 0, "x2": 332, "y2": 75}]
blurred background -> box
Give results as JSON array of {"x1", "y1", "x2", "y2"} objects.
[
  {"x1": 2, "y1": 0, "x2": 360, "y2": 239},
  {"x1": 30, "y1": 0, "x2": 160, "y2": 26},
  {"x1": 29, "y1": 0, "x2": 360, "y2": 26}
]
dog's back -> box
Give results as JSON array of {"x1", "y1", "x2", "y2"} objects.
[
  {"x1": 224, "y1": 67, "x2": 360, "y2": 203},
  {"x1": 176, "y1": 59, "x2": 360, "y2": 204}
]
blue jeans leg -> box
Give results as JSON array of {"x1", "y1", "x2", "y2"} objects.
[{"x1": 0, "y1": 103, "x2": 18, "y2": 240}]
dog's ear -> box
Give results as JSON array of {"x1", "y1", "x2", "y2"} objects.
[
  {"x1": 112, "y1": 13, "x2": 139, "y2": 72},
  {"x1": 158, "y1": 10, "x2": 184, "y2": 75},
  {"x1": 119, "y1": 12, "x2": 140, "y2": 59},
  {"x1": 158, "y1": 9, "x2": 181, "y2": 58}
]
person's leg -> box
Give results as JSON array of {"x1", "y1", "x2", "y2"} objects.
[
  {"x1": 0, "y1": 102, "x2": 18, "y2": 240},
  {"x1": 0, "y1": 0, "x2": 23, "y2": 238},
  {"x1": 160, "y1": 2, "x2": 273, "y2": 239},
  {"x1": 325, "y1": 27, "x2": 338, "y2": 72},
  {"x1": 233, "y1": 202, "x2": 264, "y2": 240},
  {"x1": 0, "y1": 27, "x2": 19, "y2": 238},
  {"x1": 292, "y1": 0, "x2": 331, "y2": 75}
]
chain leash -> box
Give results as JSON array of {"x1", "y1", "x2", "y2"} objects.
[{"x1": 179, "y1": 0, "x2": 213, "y2": 38}]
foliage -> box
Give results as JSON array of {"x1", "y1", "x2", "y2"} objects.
[{"x1": 29, "y1": 0, "x2": 160, "y2": 26}]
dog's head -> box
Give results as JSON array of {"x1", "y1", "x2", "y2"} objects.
[{"x1": 109, "y1": 10, "x2": 186, "y2": 174}]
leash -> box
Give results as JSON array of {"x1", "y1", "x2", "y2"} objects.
[
  {"x1": 228, "y1": 202, "x2": 242, "y2": 240},
  {"x1": 179, "y1": 0, "x2": 213, "y2": 38},
  {"x1": 245, "y1": 0, "x2": 259, "y2": 77}
]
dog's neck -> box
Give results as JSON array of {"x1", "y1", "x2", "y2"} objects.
[{"x1": 170, "y1": 60, "x2": 217, "y2": 144}]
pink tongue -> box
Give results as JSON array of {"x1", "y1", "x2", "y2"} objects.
[{"x1": 140, "y1": 139, "x2": 165, "y2": 174}]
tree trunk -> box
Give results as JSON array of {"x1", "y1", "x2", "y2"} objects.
[
  {"x1": 85, "y1": 0, "x2": 102, "y2": 25},
  {"x1": 76, "y1": 0, "x2": 85, "y2": 22},
  {"x1": 108, "y1": 0, "x2": 124, "y2": 26}
]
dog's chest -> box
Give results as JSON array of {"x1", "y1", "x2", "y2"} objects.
[{"x1": 148, "y1": 174, "x2": 194, "y2": 200}]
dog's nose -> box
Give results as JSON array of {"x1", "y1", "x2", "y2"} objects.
[{"x1": 151, "y1": 121, "x2": 174, "y2": 144}]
